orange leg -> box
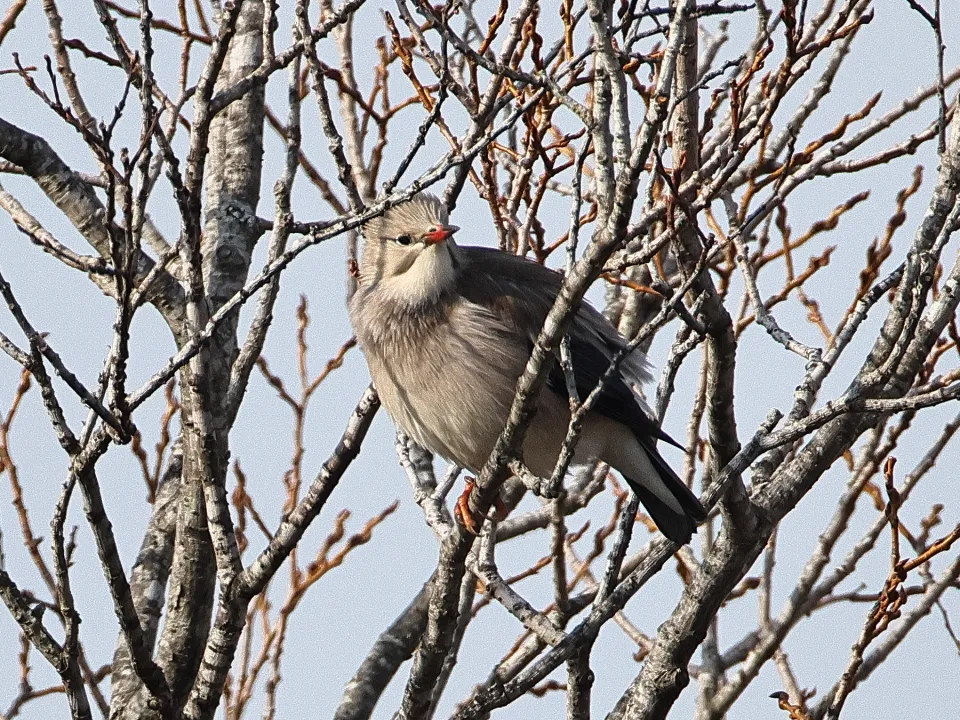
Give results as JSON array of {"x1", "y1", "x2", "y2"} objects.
[
  {"x1": 454, "y1": 478, "x2": 510, "y2": 535},
  {"x1": 454, "y1": 478, "x2": 482, "y2": 535}
]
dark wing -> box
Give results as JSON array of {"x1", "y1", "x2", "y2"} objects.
[
  {"x1": 456, "y1": 246, "x2": 682, "y2": 450},
  {"x1": 554, "y1": 334, "x2": 683, "y2": 449}
]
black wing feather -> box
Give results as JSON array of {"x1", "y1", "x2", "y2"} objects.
[
  {"x1": 635, "y1": 436, "x2": 707, "y2": 521},
  {"x1": 457, "y1": 246, "x2": 683, "y2": 451},
  {"x1": 544, "y1": 336, "x2": 684, "y2": 450}
]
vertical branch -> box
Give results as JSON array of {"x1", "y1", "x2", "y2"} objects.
[
  {"x1": 586, "y1": 0, "x2": 618, "y2": 224},
  {"x1": 110, "y1": 457, "x2": 181, "y2": 716},
  {"x1": 153, "y1": 3, "x2": 255, "y2": 716},
  {"x1": 300, "y1": 0, "x2": 363, "y2": 211},
  {"x1": 226, "y1": 22, "x2": 304, "y2": 422}
]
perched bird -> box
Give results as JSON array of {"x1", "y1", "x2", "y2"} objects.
[{"x1": 348, "y1": 193, "x2": 706, "y2": 543}]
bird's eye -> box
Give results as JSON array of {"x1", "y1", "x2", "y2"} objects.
[{"x1": 394, "y1": 234, "x2": 412, "y2": 246}]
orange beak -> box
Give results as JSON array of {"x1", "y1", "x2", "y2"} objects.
[{"x1": 423, "y1": 224, "x2": 459, "y2": 245}]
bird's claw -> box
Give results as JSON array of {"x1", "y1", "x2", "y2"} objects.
[
  {"x1": 455, "y1": 478, "x2": 482, "y2": 535},
  {"x1": 454, "y1": 478, "x2": 509, "y2": 535}
]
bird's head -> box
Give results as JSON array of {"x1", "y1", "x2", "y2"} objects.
[{"x1": 359, "y1": 192, "x2": 461, "y2": 304}]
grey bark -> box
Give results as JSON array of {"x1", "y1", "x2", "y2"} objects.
[
  {"x1": 109, "y1": 455, "x2": 182, "y2": 718},
  {"x1": 138, "y1": 3, "x2": 265, "y2": 718}
]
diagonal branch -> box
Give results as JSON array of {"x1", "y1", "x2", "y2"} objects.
[{"x1": 0, "y1": 117, "x2": 187, "y2": 337}]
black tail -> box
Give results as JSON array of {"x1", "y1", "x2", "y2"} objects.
[{"x1": 625, "y1": 441, "x2": 706, "y2": 545}]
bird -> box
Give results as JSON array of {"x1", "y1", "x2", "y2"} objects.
[{"x1": 348, "y1": 192, "x2": 706, "y2": 544}]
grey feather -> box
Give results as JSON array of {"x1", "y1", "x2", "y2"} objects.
[{"x1": 348, "y1": 193, "x2": 705, "y2": 543}]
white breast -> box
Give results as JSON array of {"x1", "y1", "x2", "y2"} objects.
[{"x1": 351, "y1": 289, "x2": 529, "y2": 471}]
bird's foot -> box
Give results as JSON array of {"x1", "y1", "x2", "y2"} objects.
[
  {"x1": 454, "y1": 478, "x2": 509, "y2": 536},
  {"x1": 455, "y1": 478, "x2": 482, "y2": 535}
]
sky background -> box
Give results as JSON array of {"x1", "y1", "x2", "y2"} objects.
[{"x1": 0, "y1": 1, "x2": 958, "y2": 718}]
